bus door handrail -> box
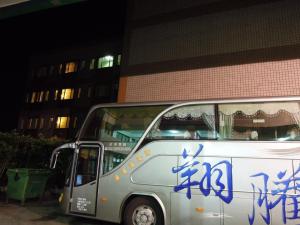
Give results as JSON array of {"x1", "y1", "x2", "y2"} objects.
[{"x1": 50, "y1": 142, "x2": 76, "y2": 169}]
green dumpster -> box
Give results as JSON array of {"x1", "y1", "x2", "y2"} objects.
[{"x1": 7, "y1": 168, "x2": 51, "y2": 205}]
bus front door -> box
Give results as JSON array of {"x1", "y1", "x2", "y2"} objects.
[{"x1": 69, "y1": 144, "x2": 102, "y2": 216}]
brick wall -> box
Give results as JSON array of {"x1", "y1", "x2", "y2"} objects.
[
  {"x1": 128, "y1": 1, "x2": 300, "y2": 66},
  {"x1": 120, "y1": 1, "x2": 300, "y2": 103},
  {"x1": 121, "y1": 59, "x2": 300, "y2": 102}
]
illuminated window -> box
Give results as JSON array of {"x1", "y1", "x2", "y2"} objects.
[
  {"x1": 61, "y1": 89, "x2": 74, "y2": 100},
  {"x1": 56, "y1": 116, "x2": 70, "y2": 129},
  {"x1": 65, "y1": 62, "x2": 77, "y2": 73},
  {"x1": 77, "y1": 88, "x2": 82, "y2": 98},
  {"x1": 39, "y1": 118, "x2": 44, "y2": 129},
  {"x1": 31, "y1": 92, "x2": 37, "y2": 103},
  {"x1": 38, "y1": 91, "x2": 44, "y2": 102},
  {"x1": 54, "y1": 90, "x2": 59, "y2": 100},
  {"x1": 89, "y1": 59, "x2": 95, "y2": 70},
  {"x1": 45, "y1": 91, "x2": 49, "y2": 101},
  {"x1": 117, "y1": 54, "x2": 121, "y2": 65},
  {"x1": 98, "y1": 56, "x2": 113, "y2": 68}
]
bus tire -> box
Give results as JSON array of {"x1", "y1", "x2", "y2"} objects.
[{"x1": 123, "y1": 196, "x2": 164, "y2": 225}]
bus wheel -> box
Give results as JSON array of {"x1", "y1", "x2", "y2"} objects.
[{"x1": 123, "y1": 197, "x2": 164, "y2": 225}]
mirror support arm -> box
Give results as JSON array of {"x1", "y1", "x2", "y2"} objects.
[{"x1": 50, "y1": 142, "x2": 76, "y2": 169}]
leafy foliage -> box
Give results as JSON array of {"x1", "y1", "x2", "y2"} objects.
[{"x1": 0, "y1": 132, "x2": 66, "y2": 169}]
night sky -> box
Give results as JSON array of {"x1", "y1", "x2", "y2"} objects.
[{"x1": 0, "y1": 0, "x2": 126, "y2": 132}]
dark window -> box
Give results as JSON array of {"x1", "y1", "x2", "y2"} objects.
[
  {"x1": 20, "y1": 119, "x2": 25, "y2": 129},
  {"x1": 117, "y1": 54, "x2": 121, "y2": 66},
  {"x1": 25, "y1": 94, "x2": 30, "y2": 103},
  {"x1": 28, "y1": 118, "x2": 33, "y2": 129},
  {"x1": 45, "y1": 91, "x2": 49, "y2": 101},
  {"x1": 33, "y1": 118, "x2": 39, "y2": 129},
  {"x1": 79, "y1": 60, "x2": 86, "y2": 70},
  {"x1": 39, "y1": 118, "x2": 44, "y2": 129},
  {"x1": 87, "y1": 87, "x2": 93, "y2": 98},
  {"x1": 77, "y1": 88, "x2": 82, "y2": 99},
  {"x1": 59, "y1": 64, "x2": 64, "y2": 74},
  {"x1": 48, "y1": 117, "x2": 55, "y2": 129},
  {"x1": 73, "y1": 117, "x2": 78, "y2": 128},
  {"x1": 95, "y1": 85, "x2": 110, "y2": 97},
  {"x1": 89, "y1": 59, "x2": 95, "y2": 70},
  {"x1": 49, "y1": 65, "x2": 55, "y2": 75},
  {"x1": 36, "y1": 67, "x2": 47, "y2": 77}
]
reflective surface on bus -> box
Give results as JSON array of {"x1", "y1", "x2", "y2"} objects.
[
  {"x1": 55, "y1": 99, "x2": 300, "y2": 225},
  {"x1": 146, "y1": 101, "x2": 300, "y2": 142},
  {"x1": 74, "y1": 148, "x2": 99, "y2": 186},
  {"x1": 79, "y1": 105, "x2": 169, "y2": 174}
]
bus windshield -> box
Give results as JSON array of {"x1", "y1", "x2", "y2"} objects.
[{"x1": 79, "y1": 105, "x2": 169, "y2": 173}]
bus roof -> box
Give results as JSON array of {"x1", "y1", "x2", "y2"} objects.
[{"x1": 88, "y1": 95, "x2": 300, "y2": 112}]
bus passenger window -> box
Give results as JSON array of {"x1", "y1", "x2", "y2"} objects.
[
  {"x1": 148, "y1": 105, "x2": 217, "y2": 140},
  {"x1": 218, "y1": 102, "x2": 300, "y2": 141}
]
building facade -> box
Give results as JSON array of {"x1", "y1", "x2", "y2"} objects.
[
  {"x1": 18, "y1": 40, "x2": 122, "y2": 139},
  {"x1": 18, "y1": 1, "x2": 300, "y2": 139},
  {"x1": 119, "y1": 0, "x2": 300, "y2": 102}
]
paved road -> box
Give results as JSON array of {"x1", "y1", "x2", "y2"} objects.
[{"x1": 0, "y1": 201, "x2": 118, "y2": 225}]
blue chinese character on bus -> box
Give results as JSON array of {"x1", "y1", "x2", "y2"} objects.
[
  {"x1": 249, "y1": 165, "x2": 300, "y2": 225},
  {"x1": 172, "y1": 144, "x2": 233, "y2": 204},
  {"x1": 172, "y1": 144, "x2": 203, "y2": 199}
]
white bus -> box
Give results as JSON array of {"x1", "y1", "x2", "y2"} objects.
[{"x1": 50, "y1": 97, "x2": 300, "y2": 225}]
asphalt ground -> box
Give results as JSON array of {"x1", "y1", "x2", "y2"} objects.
[{"x1": 0, "y1": 200, "x2": 118, "y2": 225}]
